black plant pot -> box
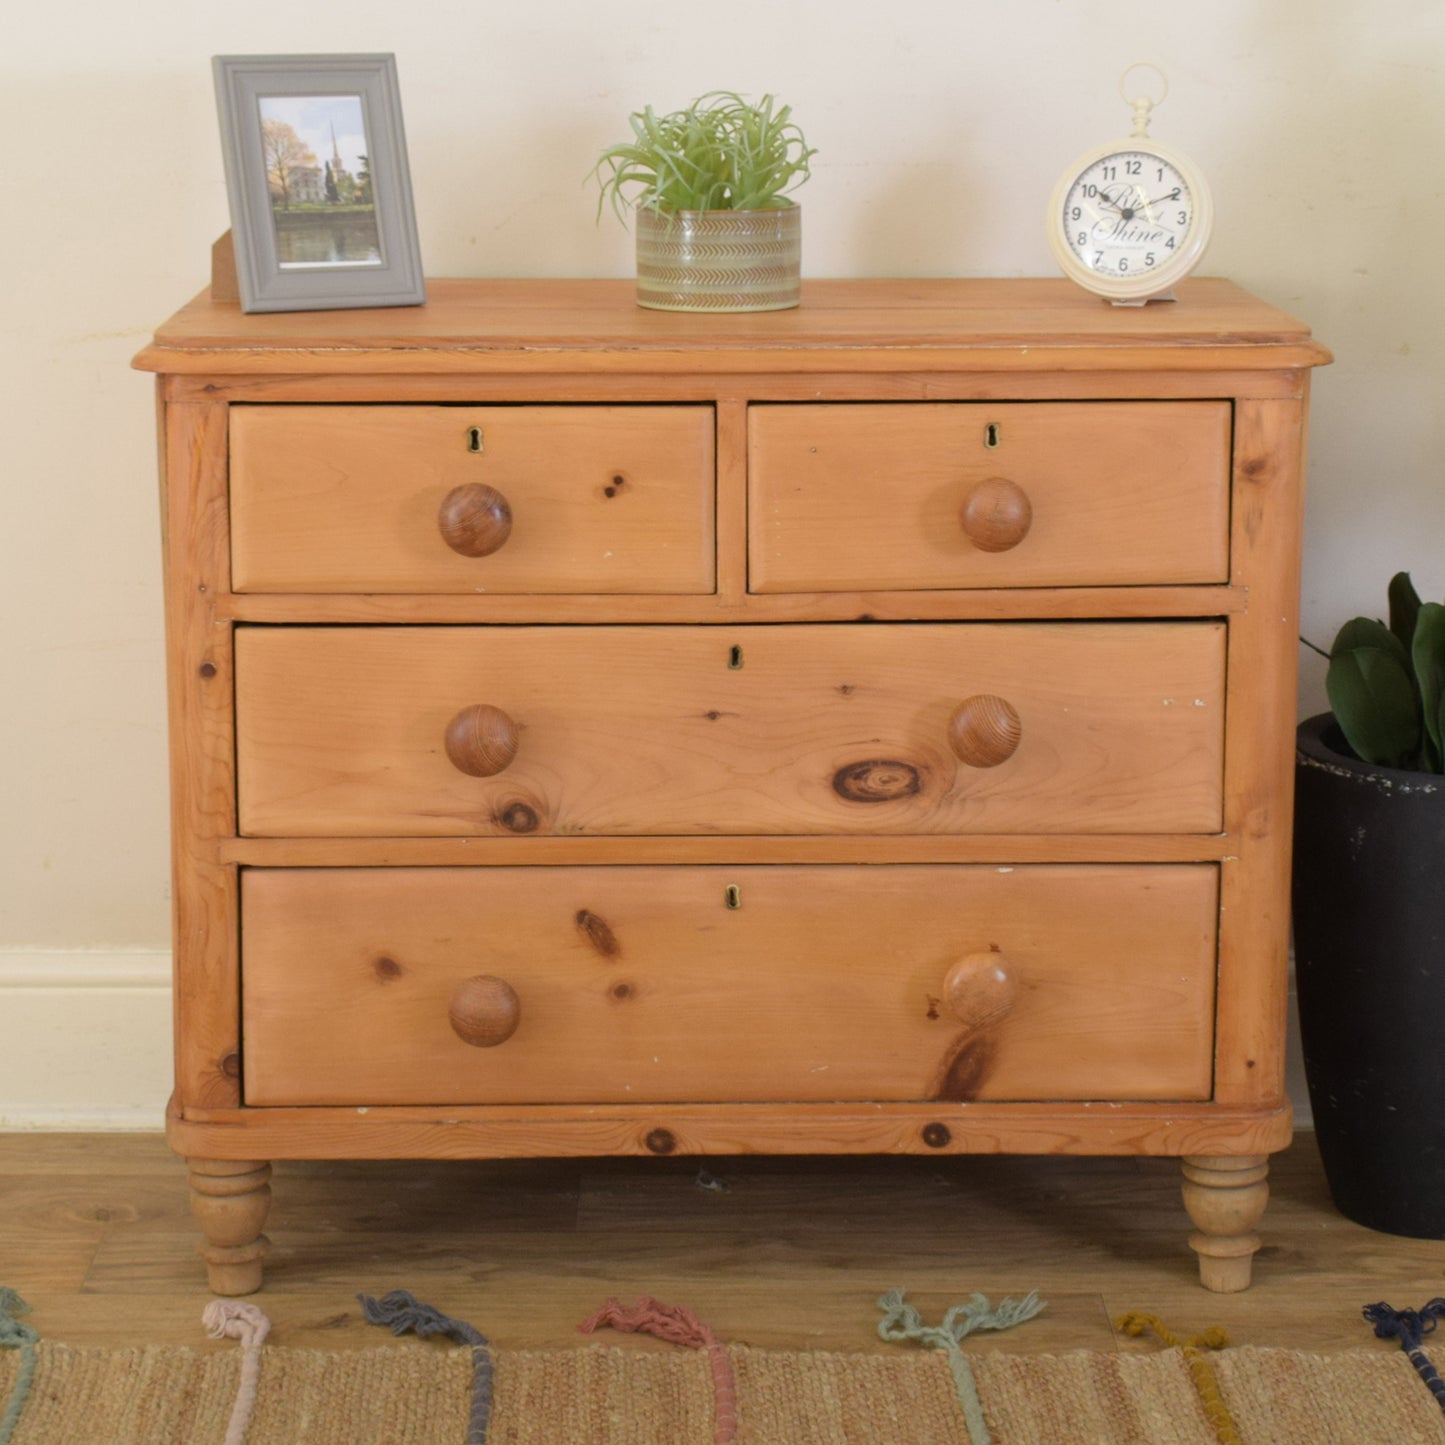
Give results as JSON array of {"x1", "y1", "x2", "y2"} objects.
[{"x1": 1293, "y1": 712, "x2": 1445, "y2": 1237}]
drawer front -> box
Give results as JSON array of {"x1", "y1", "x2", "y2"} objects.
[
  {"x1": 236, "y1": 622, "x2": 1225, "y2": 837},
  {"x1": 748, "y1": 402, "x2": 1231, "y2": 592},
  {"x1": 230, "y1": 405, "x2": 716, "y2": 593},
  {"x1": 241, "y1": 864, "x2": 1218, "y2": 1106}
]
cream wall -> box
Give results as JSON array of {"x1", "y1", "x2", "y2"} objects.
[{"x1": 1, "y1": 0, "x2": 1440, "y2": 1119}]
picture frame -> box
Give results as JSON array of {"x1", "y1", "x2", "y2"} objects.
[{"x1": 212, "y1": 53, "x2": 425, "y2": 313}]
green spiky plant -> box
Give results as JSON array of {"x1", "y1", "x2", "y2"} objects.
[
  {"x1": 1324, "y1": 571, "x2": 1445, "y2": 771},
  {"x1": 592, "y1": 90, "x2": 815, "y2": 222}
]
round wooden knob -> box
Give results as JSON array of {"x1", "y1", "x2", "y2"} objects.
[
  {"x1": 448, "y1": 975, "x2": 521, "y2": 1047},
  {"x1": 960, "y1": 477, "x2": 1032, "y2": 552},
  {"x1": 942, "y1": 952, "x2": 1018, "y2": 1035},
  {"x1": 948, "y1": 695, "x2": 1022, "y2": 768},
  {"x1": 438, "y1": 483, "x2": 513, "y2": 557},
  {"x1": 444, "y1": 704, "x2": 520, "y2": 777}
]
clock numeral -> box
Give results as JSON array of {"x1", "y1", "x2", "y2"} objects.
[
  {"x1": 1118, "y1": 258, "x2": 1130, "y2": 273},
  {"x1": 1102, "y1": 165, "x2": 1116, "y2": 180},
  {"x1": 1070, "y1": 206, "x2": 1081, "y2": 221},
  {"x1": 1145, "y1": 252, "x2": 1156, "y2": 268},
  {"x1": 1083, "y1": 184, "x2": 1099, "y2": 198},
  {"x1": 1125, "y1": 160, "x2": 1141, "y2": 175},
  {"x1": 1093, "y1": 251, "x2": 1104, "y2": 268},
  {"x1": 1178, "y1": 211, "x2": 1188, "y2": 225},
  {"x1": 1166, "y1": 236, "x2": 1177, "y2": 250}
]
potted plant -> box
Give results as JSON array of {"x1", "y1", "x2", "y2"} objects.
[
  {"x1": 592, "y1": 90, "x2": 815, "y2": 313},
  {"x1": 1293, "y1": 571, "x2": 1445, "y2": 1236}
]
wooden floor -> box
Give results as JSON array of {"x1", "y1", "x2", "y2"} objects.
[{"x1": 3, "y1": 1131, "x2": 1441, "y2": 1357}]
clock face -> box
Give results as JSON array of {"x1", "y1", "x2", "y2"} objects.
[{"x1": 1060, "y1": 150, "x2": 1195, "y2": 284}]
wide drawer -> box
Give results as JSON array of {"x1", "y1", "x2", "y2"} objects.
[
  {"x1": 229, "y1": 405, "x2": 716, "y2": 593},
  {"x1": 240, "y1": 864, "x2": 1219, "y2": 1106},
  {"x1": 748, "y1": 401, "x2": 1231, "y2": 592},
  {"x1": 235, "y1": 622, "x2": 1225, "y2": 837}
]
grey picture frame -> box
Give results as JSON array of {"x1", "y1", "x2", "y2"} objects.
[{"x1": 213, "y1": 53, "x2": 425, "y2": 313}]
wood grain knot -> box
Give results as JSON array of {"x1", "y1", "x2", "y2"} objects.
[
  {"x1": 922, "y1": 1122, "x2": 952, "y2": 1149},
  {"x1": 644, "y1": 1128, "x2": 677, "y2": 1155},
  {"x1": 576, "y1": 909, "x2": 620, "y2": 956},
  {"x1": 219, "y1": 1051, "x2": 241, "y2": 1080},
  {"x1": 198, "y1": 660, "x2": 217, "y2": 679},
  {"x1": 832, "y1": 760, "x2": 923, "y2": 803},
  {"x1": 373, "y1": 955, "x2": 404, "y2": 982},
  {"x1": 496, "y1": 801, "x2": 540, "y2": 834},
  {"x1": 948, "y1": 696, "x2": 1022, "y2": 768},
  {"x1": 438, "y1": 482, "x2": 513, "y2": 557}
]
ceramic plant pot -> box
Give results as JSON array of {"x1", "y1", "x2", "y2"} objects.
[
  {"x1": 634, "y1": 205, "x2": 801, "y2": 313},
  {"x1": 1292, "y1": 712, "x2": 1445, "y2": 1237}
]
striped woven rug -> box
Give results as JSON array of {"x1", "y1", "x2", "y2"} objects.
[{"x1": 4, "y1": 1340, "x2": 1445, "y2": 1444}]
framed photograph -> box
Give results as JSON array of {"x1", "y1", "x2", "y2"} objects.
[{"x1": 213, "y1": 54, "x2": 424, "y2": 313}]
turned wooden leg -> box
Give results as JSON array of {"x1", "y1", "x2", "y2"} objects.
[
  {"x1": 188, "y1": 1159, "x2": 271, "y2": 1295},
  {"x1": 1181, "y1": 1154, "x2": 1270, "y2": 1293}
]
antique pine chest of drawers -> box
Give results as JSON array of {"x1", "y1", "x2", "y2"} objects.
[{"x1": 135, "y1": 278, "x2": 1330, "y2": 1294}]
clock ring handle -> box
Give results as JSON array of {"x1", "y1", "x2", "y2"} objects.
[
  {"x1": 1119, "y1": 61, "x2": 1168, "y2": 110},
  {"x1": 1120, "y1": 63, "x2": 1168, "y2": 139}
]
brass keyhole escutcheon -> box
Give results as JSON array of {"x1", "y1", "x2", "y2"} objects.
[
  {"x1": 724, "y1": 884, "x2": 742, "y2": 910},
  {"x1": 728, "y1": 645, "x2": 744, "y2": 670},
  {"x1": 466, "y1": 426, "x2": 485, "y2": 453},
  {"x1": 985, "y1": 422, "x2": 1001, "y2": 448}
]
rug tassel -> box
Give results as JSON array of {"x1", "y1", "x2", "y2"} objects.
[
  {"x1": 1364, "y1": 1298, "x2": 1445, "y2": 1418},
  {"x1": 1115, "y1": 1312, "x2": 1241, "y2": 1445},
  {"x1": 579, "y1": 1296, "x2": 737, "y2": 1444},
  {"x1": 358, "y1": 1289, "x2": 494, "y2": 1443},
  {"x1": 0, "y1": 1288, "x2": 39, "y2": 1445},
  {"x1": 877, "y1": 1287, "x2": 1046, "y2": 1445},
  {"x1": 203, "y1": 1300, "x2": 271, "y2": 1445}
]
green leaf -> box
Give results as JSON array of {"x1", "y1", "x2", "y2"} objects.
[
  {"x1": 1331, "y1": 615, "x2": 1410, "y2": 667},
  {"x1": 1411, "y1": 602, "x2": 1445, "y2": 768},
  {"x1": 590, "y1": 90, "x2": 815, "y2": 223},
  {"x1": 1388, "y1": 571, "x2": 1422, "y2": 658},
  {"x1": 1326, "y1": 646, "x2": 1421, "y2": 766}
]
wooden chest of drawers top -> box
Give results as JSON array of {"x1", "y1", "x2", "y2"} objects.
[{"x1": 134, "y1": 276, "x2": 1327, "y2": 378}]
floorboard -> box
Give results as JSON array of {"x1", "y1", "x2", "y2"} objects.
[{"x1": 0, "y1": 1132, "x2": 1439, "y2": 1356}]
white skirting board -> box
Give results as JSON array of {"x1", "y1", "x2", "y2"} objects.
[
  {"x1": 0, "y1": 952, "x2": 173, "y2": 1129},
  {"x1": 0, "y1": 949, "x2": 1314, "y2": 1131}
]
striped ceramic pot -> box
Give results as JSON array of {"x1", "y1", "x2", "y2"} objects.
[{"x1": 634, "y1": 205, "x2": 801, "y2": 312}]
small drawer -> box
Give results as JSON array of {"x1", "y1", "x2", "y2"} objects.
[
  {"x1": 230, "y1": 405, "x2": 716, "y2": 594},
  {"x1": 235, "y1": 621, "x2": 1225, "y2": 837},
  {"x1": 748, "y1": 401, "x2": 1231, "y2": 592},
  {"x1": 240, "y1": 864, "x2": 1219, "y2": 1106}
]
